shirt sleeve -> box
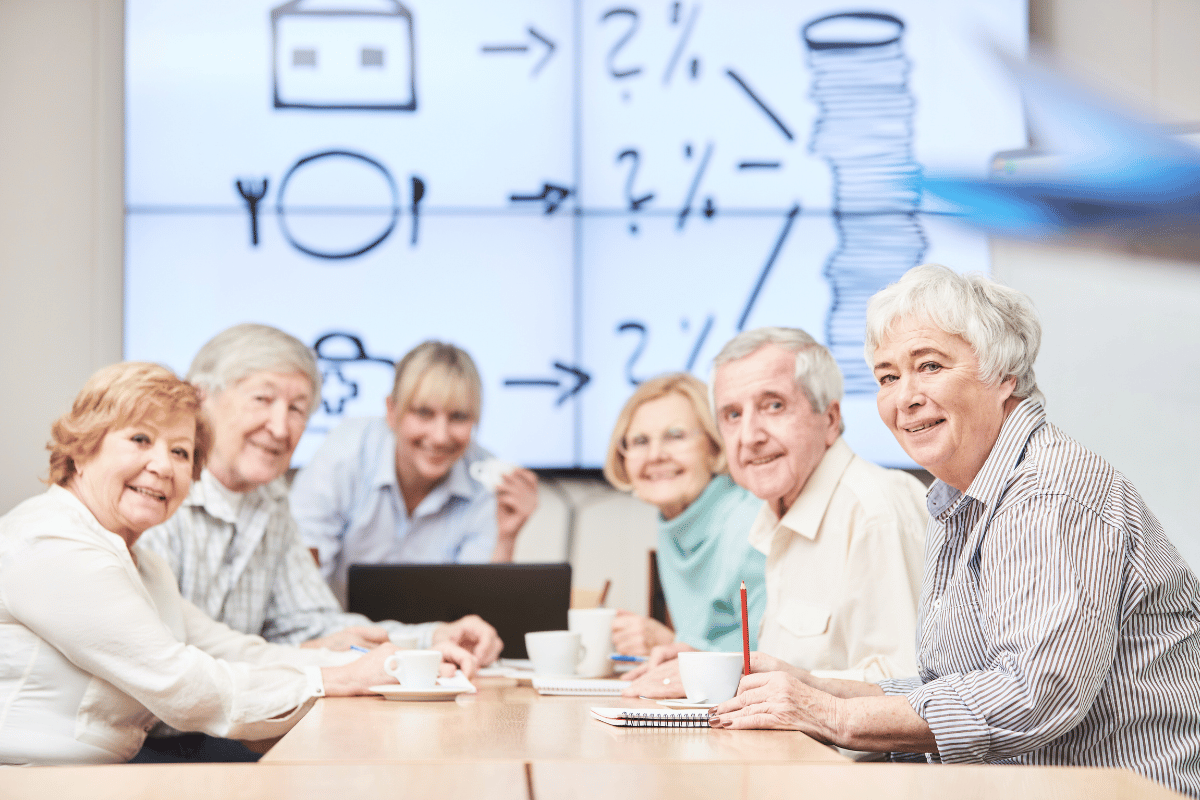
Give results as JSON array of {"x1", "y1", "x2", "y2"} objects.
[
  {"x1": 289, "y1": 429, "x2": 355, "y2": 584},
  {"x1": 2, "y1": 533, "x2": 326, "y2": 742},
  {"x1": 259, "y1": 513, "x2": 437, "y2": 647},
  {"x1": 905, "y1": 494, "x2": 1124, "y2": 763}
]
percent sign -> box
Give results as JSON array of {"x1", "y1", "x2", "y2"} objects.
[
  {"x1": 618, "y1": 140, "x2": 715, "y2": 234},
  {"x1": 601, "y1": 2, "x2": 702, "y2": 101}
]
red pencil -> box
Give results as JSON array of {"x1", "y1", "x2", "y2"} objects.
[{"x1": 740, "y1": 580, "x2": 751, "y2": 676}]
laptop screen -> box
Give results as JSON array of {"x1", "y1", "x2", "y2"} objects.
[{"x1": 347, "y1": 563, "x2": 572, "y2": 659}]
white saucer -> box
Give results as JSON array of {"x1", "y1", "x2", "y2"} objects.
[
  {"x1": 371, "y1": 675, "x2": 476, "y2": 701},
  {"x1": 656, "y1": 698, "x2": 712, "y2": 709}
]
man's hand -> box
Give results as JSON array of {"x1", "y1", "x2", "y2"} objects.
[
  {"x1": 492, "y1": 468, "x2": 538, "y2": 561},
  {"x1": 619, "y1": 659, "x2": 687, "y2": 699},
  {"x1": 432, "y1": 614, "x2": 503, "y2": 667},
  {"x1": 431, "y1": 640, "x2": 480, "y2": 679},
  {"x1": 301, "y1": 625, "x2": 390, "y2": 651},
  {"x1": 611, "y1": 609, "x2": 675, "y2": 656}
]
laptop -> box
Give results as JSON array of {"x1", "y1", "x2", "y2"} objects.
[{"x1": 347, "y1": 563, "x2": 572, "y2": 659}]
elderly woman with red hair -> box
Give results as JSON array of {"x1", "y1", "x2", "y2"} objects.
[{"x1": 0, "y1": 362, "x2": 398, "y2": 765}]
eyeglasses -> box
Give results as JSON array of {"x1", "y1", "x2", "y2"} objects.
[{"x1": 619, "y1": 427, "x2": 706, "y2": 459}]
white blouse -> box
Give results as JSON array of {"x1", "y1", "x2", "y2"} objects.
[{"x1": 0, "y1": 486, "x2": 352, "y2": 765}]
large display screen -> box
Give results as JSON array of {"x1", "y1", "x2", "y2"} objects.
[{"x1": 125, "y1": 0, "x2": 1027, "y2": 468}]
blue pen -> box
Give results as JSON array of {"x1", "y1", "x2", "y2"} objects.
[
  {"x1": 349, "y1": 645, "x2": 369, "y2": 654},
  {"x1": 610, "y1": 654, "x2": 646, "y2": 662}
]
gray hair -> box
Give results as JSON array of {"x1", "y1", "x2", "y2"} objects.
[
  {"x1": 187, "y1": 323, "x2": 322, "y2": 416},
  {"x1": 863, "y1": 264, "x2": 1043, "y2": 404},
  {"x1": 711, "y1": 326, "x2": 845, "y2": 434}
]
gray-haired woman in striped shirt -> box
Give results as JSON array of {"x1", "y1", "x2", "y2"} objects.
[{"x1": 707, "y1": 264, "x2": 1200, "y2": 797}]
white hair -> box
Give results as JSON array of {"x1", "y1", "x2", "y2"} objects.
[
  {"x1": 711, "y1": 326, "x2": 845, "y2": 434},
  {"x1": 864, "y1": 264, "x2": 1043, "y2": 403},
  {"x1": 187, "y1": 323, "x2": 322, "y2": 416}
]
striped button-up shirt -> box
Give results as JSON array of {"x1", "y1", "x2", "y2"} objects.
[{"x1": 879, "y1": 399, "x2": 1200, "y2": 798}]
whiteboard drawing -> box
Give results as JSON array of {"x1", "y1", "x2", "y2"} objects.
[
  {"x1": 804, "y1": 11, "x2": 926, "y2": 394},
  {"x1": 125, "y1": 0, "x2": 1027, "y2": 469},
  {"x1": 275, "y1": 149, "x2": 401, "y2": 259},
  {"x1": 272, "y1": 0, "x2": 417, "y2": 111}
]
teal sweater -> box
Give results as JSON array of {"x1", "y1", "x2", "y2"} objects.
[{"x1": 656, "y1": 475, "x2": 766, "y2": 651}]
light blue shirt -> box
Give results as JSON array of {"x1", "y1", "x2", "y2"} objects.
[{"x1": 290, "y1": 417, "x2": 497, "y2": 607}]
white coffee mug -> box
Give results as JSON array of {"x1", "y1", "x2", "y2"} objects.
[
  {"x1": 525, "y1": 630, "x2": 586, "y2": 676},
  {"x1": 384, "y1": 649, "x2": 442, "y2": 689},
  {"x1": 677, "y1": 652, "x2": 744, "y2": 704},
  {"x1": 568, "y1": 608, "x2": 617, "y2": 678}
]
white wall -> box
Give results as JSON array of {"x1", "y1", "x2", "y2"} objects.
[{"x1": 2, "y1": 0, "x2": 1198, "y2": 614}]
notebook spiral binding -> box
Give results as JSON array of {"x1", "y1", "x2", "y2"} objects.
[{"x1": 622, "y1": 711, "x2": 708, "y2": 728}]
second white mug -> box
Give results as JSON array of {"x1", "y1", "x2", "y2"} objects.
[
  {"x1": 525, "y1": 630, "x2": 586, "y2": 676},
  {"x1": 568, "y1": 608, "x2": 617, "y2": 678}
]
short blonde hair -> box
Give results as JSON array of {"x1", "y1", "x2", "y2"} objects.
[
  {"x1": 391, "y1": 341, "x2": 482, "y2": 420},
  {"x1": 47, "y1": 362, "x2": 211, "y2": 486},
  {"x1": 603, "y1": 373, "x2": 725, "y2": 492}
]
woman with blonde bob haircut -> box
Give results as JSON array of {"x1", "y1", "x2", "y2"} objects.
[
  {"x1": 292, "y1": 340, "x2": 540, "y2": 609},
  {"x1": 602, "y1": 373, "x2": 765, "y2": 659},
  {"x1": 0, "y1": 362, "x2": 406, "y2": 766},
  {"x1": 706, "y1": 265, "x2": 1200, "y2": 799}
]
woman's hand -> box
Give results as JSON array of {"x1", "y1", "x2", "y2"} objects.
[
  {"x1": 492, "y1": 468, "x2": 539, "y2": 561},
  {"x1": 319, "y1": 643, "x2": 400, "y2": 696},
  {"x1": 620, "y1": 659, "x2": 687, "y2": 698},
  {"x1": 706, "y1": 671, "x2": 839, "y2": 736},
  {"x1": 623, "y1": 641, "x2": 695, "y2": 681},
  {"x1": 611, "y1": 610, "x2": 675, "y2": 656}
]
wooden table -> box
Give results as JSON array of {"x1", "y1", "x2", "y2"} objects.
[
  {"x1": 0, "y1": 763, "x2": 528, "y2": 800},
  {"x1": 263, "y1": 678, "x2": 848, "y2": 765},
  {"x1": 0, "y1": 761, "x2": 1183, "y2": 800}
]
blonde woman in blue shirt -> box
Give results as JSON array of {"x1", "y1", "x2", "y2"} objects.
[{"x1": 602, "y1": 373, "x2": 766, "y2": 658}]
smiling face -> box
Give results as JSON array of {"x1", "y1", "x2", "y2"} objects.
[
  {"x1": 622, "y1": 392, "x2": 716, "y2": 521},
  {"x1": 70, "y1": 413, "x2": 197, "y2": 546},
  {"x1": 204, "y1": 371, "x2": 313, "y2": 493},
  {"x1": 872, "y1": 317, "x2": 1019, "y2": 492},
  {"x1": 387, "y1": 378, "x2": 476, "y2": 494},
  {"x1": 714, "y1": 344, "x2": 841, "y2": 517}
]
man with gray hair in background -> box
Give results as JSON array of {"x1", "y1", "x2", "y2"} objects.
[
  {"x1": 140, "y1": 323, "x2": 502, "y2": 667},
  {"x1": 624, "y1": 326, "x2": 926, "y2": 698}
]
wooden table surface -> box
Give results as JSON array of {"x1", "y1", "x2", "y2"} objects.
[
  {"x1": 0, "y1": 761, "x2": 1184, "y2": 800},
  {"x1": 0, "y1": 763, "x2": 529, "y2": 800},
  {"x1": 262, "y1": 678, "x2": 849, "y2": 765}
]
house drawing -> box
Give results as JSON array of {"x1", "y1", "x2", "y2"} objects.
[{"x1": 271, "y1": 0, "x2": 417, "y2": 111}]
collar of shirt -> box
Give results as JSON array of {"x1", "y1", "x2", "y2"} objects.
[
  {"x1": 926, "y1": 398, "x2": 1047, "y2": 524},
  {"x1": 185, "y1": 468, "x2": 286, "y2": 525},
  {"x1": 372, "y1": 433, "x2": 485, "y2": 520},
  {"x1": 748, "y1": 436, "x2": 853, "y2": 551}
]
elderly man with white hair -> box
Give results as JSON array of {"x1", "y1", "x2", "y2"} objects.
[
  {"x1": 624, "y1": 326, "x2": 927, "y2": 699},
  {"x1": 707, "y1": 266, "x2": 1200, "y2": 799},
  {"x1": 140, "y1": 324, "x2": 502, "y2": 667}
]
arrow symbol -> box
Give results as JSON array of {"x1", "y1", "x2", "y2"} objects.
[
  {"x1": 504, "y1": 362, "x2": 591, "y2": 406},
  {"x1": 480, "y1": 26, "x2": 557, "y2": 77},
  {"x1": 509, "y1": 182, "x2": 572, "y2": 215}
]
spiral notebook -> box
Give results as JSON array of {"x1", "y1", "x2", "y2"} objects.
[
  {"x1": 532, "y1": 678, "x2": 630, "y2": 696},
  {"x1": 590, "y1": 707, "x2": 710, "y2": 728}
]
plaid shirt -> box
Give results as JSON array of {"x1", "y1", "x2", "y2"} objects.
[
  {"x1": 880, "y1": 399, "x2": 1200, "y2": 798},
  {"x1": 139, "y1": 469, "x2": 436, "y2": 647}
]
